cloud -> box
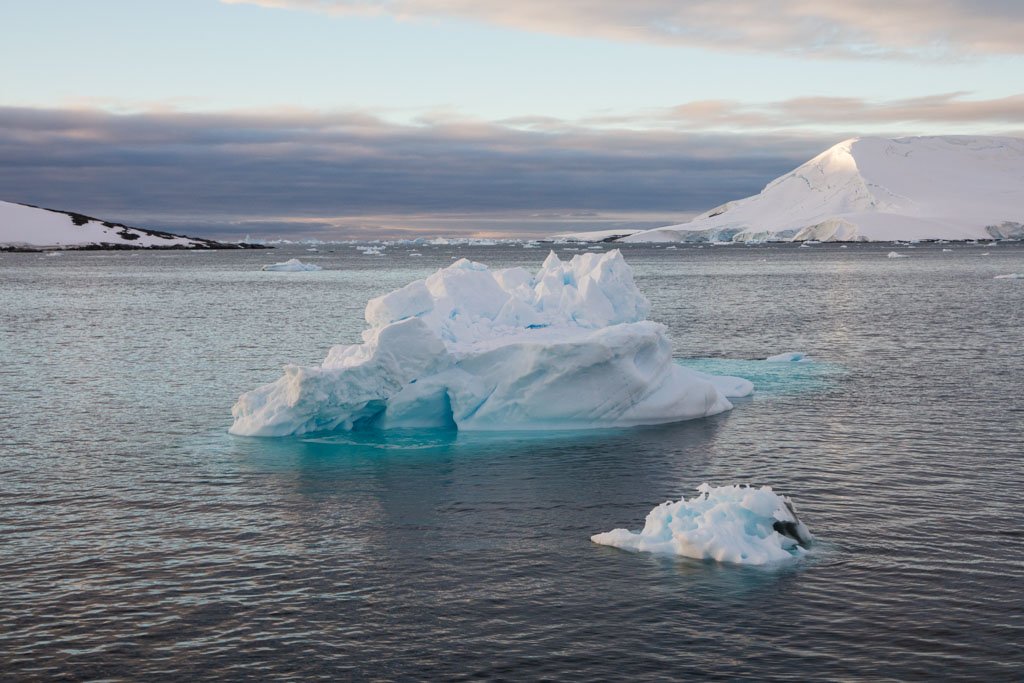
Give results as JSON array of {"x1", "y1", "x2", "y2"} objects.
[
  {"x1": 0, "y1": 106, "x2": 825, "y2": 238},
  {"x1": 656, "y1": 92, "x2": 1024, "y2": 129},
  {"x1": 222, "y1": 0, "x2": 1024, "y2": 58}
]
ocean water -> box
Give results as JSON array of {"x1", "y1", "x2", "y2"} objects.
[{"x1": 2, "y1": 242, "x2": 1022, "y2": 680}]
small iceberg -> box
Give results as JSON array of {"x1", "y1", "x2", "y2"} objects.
[
  {"x1": 994, "y1": 273, "x2": 1023, "y2": 279},
  {"x1": 261, "y1": 259, "x2": 322, "y2": 272},
  {"x1": 591, "y1": 483, "x2": 813, "y2": 565},
  {"x1": 765, "y1": 352, "x2": 809, "y2": 363},
  {"x1": 231, "y1": 250, "x2": 753, "y2": 436},
  {"x1": 887, "y1": 251, "x2": 908, "y2": 259}
]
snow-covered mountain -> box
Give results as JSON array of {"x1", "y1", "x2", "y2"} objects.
[
  {"x1": 0, "y1": 200, "x2": 253, "y2": 250},
  {"x1": 621, "y1": 136, "x2": 1024, "y2": 243}
]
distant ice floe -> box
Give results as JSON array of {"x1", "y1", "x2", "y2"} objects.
[
  {"x1": 230, "y1": 250, "x2": 753, "y2": 436},
  {"x1": 994, "y1": 273, "x2": 1023, "y2": 279},
  {"x1": 261, "y1": 258, "x2": 322, "y2": 272},
  {"x1": 591, "y1": 484, "x2": 813, "y2": 565},
  {"x1": 887, "y1": 251, "x2": 908, "y2": 259},
  {"x1": 765, "y1": 352, "x2": 810, "y2": 363}
]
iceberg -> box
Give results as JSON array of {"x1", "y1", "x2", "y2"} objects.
[
  {"x1": 994, "y1": 273, "x2": 1023, "y2": 279},
  {"x1": 591, "y1": 484, "x2": 813, "y2": 565},
  {"x1": 887, "y1": 251, "x2": 908, "y2": 259},
  {"x1": 261, "y1": 258, "x2": 323, "y2": 272},
  {"x1": 230, "y1": 250, "x2": 753, "y2": 436}
]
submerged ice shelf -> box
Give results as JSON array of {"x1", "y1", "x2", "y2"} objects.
[
  {"x1": 592, "y1": 484, "x2": 813, "y2": 565},
  {"x1": 261, "y1": 258, "x2": 322, "y2": 272},
  {"x1": 231, "y1": 250, "x2": 753, "y2": 436}
]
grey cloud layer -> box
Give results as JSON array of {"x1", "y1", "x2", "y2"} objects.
[
  {"x1": 0, "y1": 107, "x2": 819, "y2": 237},
  {"x1": 223, "y1": 0, "x2": 1024, "y2": 58}
]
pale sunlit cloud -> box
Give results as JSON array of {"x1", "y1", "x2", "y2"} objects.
[
  {"x1": 221, "y1": 0, "x2": 1024, "y2": 58},
  {"x1": 650, "y1": 93, "x2": 1024, "y2": 130}
]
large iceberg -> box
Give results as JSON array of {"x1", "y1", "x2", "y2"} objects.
[
  {"x1": 230, "y1": 250, "x2": 752, "y2": 436},
  {"x1": 592, "y1": 484, "x2": 813, "y2": 565}
]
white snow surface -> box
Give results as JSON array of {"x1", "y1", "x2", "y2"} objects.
[
  {"x1": 230, "y1": 250, "x2": 752, "y2": 436},
  {"x1": 0, "y1": 200, "x2": 214, "y2": 249},
  {"x1": 261, "y1": 258, "x2": 322, "y2": 272},
  {"x1": 591, "y1": 483, "x2": 813, "y2": 565},
  {"x1": 623, "y1": 136, "x2": 1024, "y2": 243}
]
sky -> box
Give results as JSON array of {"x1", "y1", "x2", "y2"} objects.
[{"x1": 2, "y1": 0, "x2": 1023, "y2": 239}]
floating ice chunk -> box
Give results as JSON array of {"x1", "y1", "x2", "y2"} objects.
[
  {"x1": 994, "y1": 273, "x2": 1023, "y2": 279},
  {"x1": 942, "y1": 248, "x2": 954, "y2": 252},
  {"x1": 686, "y1": 367, "x2": 754, "y2": 398},
  {"x1": 765, "y1": 352, "x2": 809, "y2": 363},
  {"x1": 591, "y1": 484, "x2": 813, "y2": 565},
  {"x1": 231, "y1": 250, "x2": 750, "y2": 435},
  {"x1": 261, "y1": 258, "x2": 322, "y2": 272},
  {"x1": 887, "y1": 251, "x2": 908, "y2": 258}
]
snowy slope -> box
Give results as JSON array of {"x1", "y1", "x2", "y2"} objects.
[
  {"x1": 623, "y1": 136, "x2": 1024, "y2": 243},
  {"x1": 0, "y1": 201, "x2": 238, "y2": 249}
]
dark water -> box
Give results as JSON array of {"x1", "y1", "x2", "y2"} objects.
[{"x1": 2, "y1": 242, "x2": 1022, "y2": 680}]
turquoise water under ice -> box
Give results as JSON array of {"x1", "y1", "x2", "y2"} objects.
[{"x1": 2, "y1": 242, "x2": 1023, "y2": 679}]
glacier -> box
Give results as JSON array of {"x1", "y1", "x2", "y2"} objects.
[
  {"x1": 230, "y1": 250, "x2": 753, "y2": 436},
  {"x1": 591, "y1": 484, "x2": 813, "y2": 565}
]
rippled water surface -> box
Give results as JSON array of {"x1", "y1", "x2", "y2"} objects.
[{"x1": 2, "y1": 242, "x2": 1023, "y2": 680}]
